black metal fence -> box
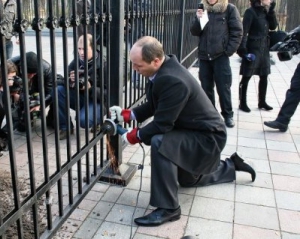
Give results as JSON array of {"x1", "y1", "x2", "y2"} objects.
[{"x1": 0, "y1": 0, "x2": 198, "y2": 238}]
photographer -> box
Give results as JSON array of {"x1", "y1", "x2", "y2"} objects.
[
  {"x1": 9, "y1": 52, "x2": 54, "y2": 131},
  {"x1": 0, "y1": 60, "x2": 19, "y2": 149},
  {"x1": 56, "y1": 34, "x2": 106, "y2": 140},
  {"x1": 264, "y1": 25, "x2": 300, "y2": 132}
]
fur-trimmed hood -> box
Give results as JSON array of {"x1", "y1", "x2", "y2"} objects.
[{"x1": 203, "y1": 0, "x2": 228, "y2": 13}]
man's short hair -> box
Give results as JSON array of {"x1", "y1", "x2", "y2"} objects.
[{"x1": 135, "y1": 36, "x2": 164, "y2": 63}]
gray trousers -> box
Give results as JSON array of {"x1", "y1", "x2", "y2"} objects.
[{"x1": 150, "y1": 135, "x2": 236, "y2": 209}]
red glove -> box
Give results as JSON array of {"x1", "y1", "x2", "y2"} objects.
[
  {"x1": 122, "y1": 127, "x2": 141, "y2": 145},
  {"x1": 121, "y1": 109, "x2": 131, "y2": 123}
]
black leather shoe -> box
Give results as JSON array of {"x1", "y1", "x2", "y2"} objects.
[
  {"x1": 224, "y1": 117, "x2": 235, "y2": 128},
  {"x1": 230, "y1": 152, "x2": 256, "y2": 182},
  {"x1": 134, "y1": 207, "x2": 181, "y2": 226},
  {"x1": 264, "y1": 120, "x2": 288, "y2": 132}
]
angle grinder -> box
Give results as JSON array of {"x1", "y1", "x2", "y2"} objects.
[{"x1": 101, "y1": 119, "x2": 128, "y2": 136}]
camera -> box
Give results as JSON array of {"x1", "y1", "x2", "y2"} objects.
[
  {"x1": 270, "y1": 25, "x2": 300, "y2": 61},
  {"x1": 198, "y1": 2, "x2": 204, "y2": 10},
  {"x1": 70, "y1": 70, "x2": 90, "y2": 89},
  {"x1": 9, "y1": 76, "x2": 23, "y2": 93}
]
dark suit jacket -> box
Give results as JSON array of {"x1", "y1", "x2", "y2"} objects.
[{"x1": 133, "y1": 55, "x2": 227, "y2": 175}]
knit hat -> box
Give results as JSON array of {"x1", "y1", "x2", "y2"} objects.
[{"x1": 25, "y1": 52, "x2": 38, "y2": 73}]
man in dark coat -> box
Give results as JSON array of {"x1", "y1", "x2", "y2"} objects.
[
  {"x1": 109, "y1": 36, "x2": 255, "y2": 227},
  {"x1": 10, "y1": 52, "x2": 54, "y2": 131},
  {"x1": 56, "y1": 34, "x2": 106, "y2": 140},
  {"x1": 237, "y1": 0, "x2": 278, "y2": 112},
  {"x1": 190, "y1": 0, "x2": 242, "y2": 128}
]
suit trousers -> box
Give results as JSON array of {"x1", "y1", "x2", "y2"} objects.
[
  {"x1": 276, "y1": 63, "x2": 300, "y2": 125},
  {"x1": 150, "y1": 134, "x2": 236, "y2": 210}
]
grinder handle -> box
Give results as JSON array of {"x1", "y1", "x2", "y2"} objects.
[{"x1": 116, "y1": 125, "x2": 128, "y2": 135}]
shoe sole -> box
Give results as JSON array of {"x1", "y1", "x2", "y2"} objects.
[
  {"x1": 134, "y1": 215, "x2": 181, "y2": 227},
  {"x1": 264, "y1": 123, "x2": 287, "y2": 132}
]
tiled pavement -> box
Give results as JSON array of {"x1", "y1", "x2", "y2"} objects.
[{"x1": 6, "y1": 37, "x2": 300, "y2": 238}]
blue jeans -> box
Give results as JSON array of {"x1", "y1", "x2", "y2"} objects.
[
  {"x1": 56, "y1": 85, "x2": 101, "y2": 131},
  {"x1": 6, "y1": 40, "x2": 13, "y2": 59}
]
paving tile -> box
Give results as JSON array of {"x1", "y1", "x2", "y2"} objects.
[
  {"x1": 237, "y1": 129, "x2": 265, "y2": 140},
  {"x1": 227, "y1": 135, "x2": 238, "y2": 146},
  {"x1": 282, "y1": 232, "x2": 300, "y2": 239},
  {"x1": 101, "y1": 186, "x2": 124, "y2": 202},
  {"x1": 136, "y1": 214, "x2": 188, "y2": 239},
  {"x1": 178, "y1": 186, "x2": 197, "y2": 195},
  {"x1": 178, "y1": 193, "x2": 194, "y2": 215},
  {"x1": 77, "y1": 199, "x2": 98, "y2": 211},
  {"x1": 222, "y1": 144, "x2": 237, "y2": 157},
  {"x1": 133, "y1": 233, "x2": 165, "y2": 239},
  {"x1": 266, "y1": 140, "x2": 297, "y2": 152},
  {"x1": 105, "y1": 204, "x2": 145, "y2": 226},
  {"x1": 275, "y1": 190, "x2": 300, "y2": 211},
  {"x1": 60, "y1": 218, "x2": 83, "y2": 235},
  {"x1": 270, "y1": 161, "x2": 300, "y2": 177},
  {"x1": 195, "y1": 183, "x2": 235, "y2": 201},
  {"x1": 242, "y1": 158, "x2": 271, "y2": 174},
  {"x1": 273, "y1": 175, "x2": 300, "y2": 193},
  {"x1": 73, "y1": 217, "x2": 102, "y2": 239},
  {"x1": 236, "y1": 172, "x2": 273, "y2": 189},
  {"x1": 233, "y1": 224, "x2": 280, "y2": 239},
  {"x1": 90, "y1": 201, "x2": 114, "y2": 220},
  {"x1": 126, "y1": 175, "x2": 151, "y2": 192},
  {"x1": 93, "y1": 221, "x2": 137, "y2": 239},
  {"x1": 68, "y1": 208, "x2": 90, "y2": 221},
  {"x1": 185, "y1": 217, "x2": 232, "y2": 239},
  {"x1": 238, "y1": 137, "x2": 267, "y2": 149},
  {"x1": 268, "y1": 150, "x2": 300, "y2": 164},
  {"x1": 264, "y1": 131, "x2": 294, "y2": 142},
  {"x1": 117, "y1": 189, "x2": 150, "y2": 208},
  {"x1": 191, "y1": 196, "x2": 234, "y2": 223},
  {"x1": 238, "y1": 121, "x2": 264, "y2": 131},
  {"x1": 278, "y1": 209, "x2": 300, "y2": 234},
  {"x1": 235, "y1": 185, "x2": 276, "y2": 207},
  {"x1": 235, "y1": 146, "x2": 268, "y2": 160},
  {"x1": 235, "y1": 203, "x2": 279, "y2": 230}
]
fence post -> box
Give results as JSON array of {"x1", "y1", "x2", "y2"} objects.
[
  {"x1": 109, "y1": 0, "x2": 124, "y2": 164},
  {"x1": 177, "y1": 0, "x2": 186, "y2": 62}
]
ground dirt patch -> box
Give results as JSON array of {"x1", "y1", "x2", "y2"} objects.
[{"x1": 0, "y1": 170, "x2": 47, "y2": 238}]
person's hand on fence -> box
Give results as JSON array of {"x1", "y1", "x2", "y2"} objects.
[{"x1": 109, "y1": 106, "x2": 131, "y2": 123}]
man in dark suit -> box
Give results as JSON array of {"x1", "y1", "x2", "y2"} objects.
[{"x1": 110, "y1": 36, "x2": 255, "y2": 227}]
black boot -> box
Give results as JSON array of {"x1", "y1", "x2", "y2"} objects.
[
  {"x1": 258, "y1": 77, "x2": 273, "y2": 110},
  {"x1": 230, "y1": 152, "x2": 256, "y2": 182},
  {"x1": 239, "y1": 83, "x2": 251, "y2": 112}
]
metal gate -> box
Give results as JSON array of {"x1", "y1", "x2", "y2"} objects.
[{"x1": 0, "y1": 0, "x2": 198, "y2": 238}]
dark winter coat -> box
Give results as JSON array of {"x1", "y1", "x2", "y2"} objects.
[
  {"x1": 133, "y1": 55, "x2": 227, "y2": 175},
  {"x1": 190, "y1": 0, "x2": 242, "y2": 60},
  {"x1": 238, "y1": 5, "x2": 278, "y2": 77},
  {"x1": 10, "y1": 54, "x2": 53, "y2": 107},
  {"x1": 68, "y1": 52, "x2": 107, "y2": 103}
]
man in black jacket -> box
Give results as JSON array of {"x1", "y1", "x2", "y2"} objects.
[
  {"x1": 109, "y1": 36, "x2": 255, "y2": 227},
  {"x1": 190, "y1": 0, "x2": 242, "y2": 128},
  {"x1": 56, "y1": 34, "x2": 106, "y2": 140},
  {"x1": 10, "y1": 52, "x2": 54, "y2": 131}
]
